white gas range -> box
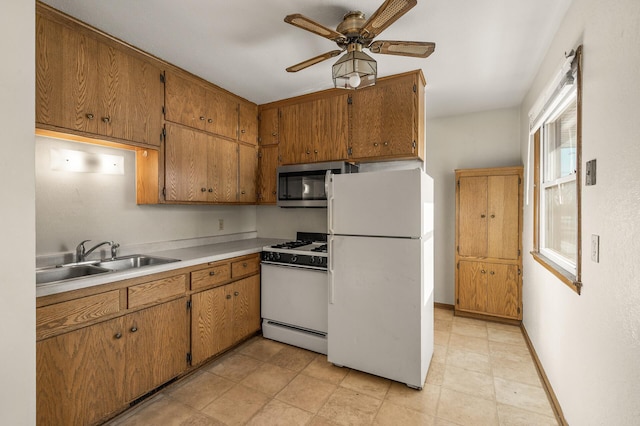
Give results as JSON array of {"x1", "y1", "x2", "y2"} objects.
[{"x1": 260, "y1": 232, "x2": 328, "y2": 354}]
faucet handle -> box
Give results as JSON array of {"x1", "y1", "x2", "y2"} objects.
[{"x1": 111, "y1": 243, "x2": 120, "y2": 259}]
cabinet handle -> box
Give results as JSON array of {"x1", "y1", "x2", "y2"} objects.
[
  {"x1": 102, "y1": 116, "x2": 111, "y2": 124},
  {"x1": 208, "y1": 118, "x2": 213, "y2": 123},
  {"x1": 208, "y1": 188, "x2": 213, "y2": 193},
  {"x1": 314, "y1": 149, "x2": 318, "y2": 154},
  {"x1": 86, "y1": 113, "x2": 94, "y2": 120},
  {"x1": 241, "y1": 129, "x2": 246, "y2": 133},
  {"x1": 373, "y1": 142, "x2": 379, "y2": 147},
  {"x1": 114, "y1": 332, "x2": 122, "y2": 339},
  {"x1": 209, "y1": 271, "x2": 216, "y2": 276},
  {"x1": 383, "y1": 142, "x2": 389, "y2": 146},
  {"x1": 306, "y1": 149, "x2": 311, "y2": 154},
  {"x1": 242, "y1": 262, "x2": 247, "y2": 267},
  {"x1": 130, "y1": 326, "x2": 138, "y2": 333},
  {"x1": 226, "y1": 294, "x2": 232, "y2": 299},
  {"x1": 490, "y1": 214, "x2": 495, "y2": 218},
  {"x1": 481, "y1": 269, "x2": 486, "y2": 274},
  {"x1": 234, "y1": 291, "x2": 239, "y2": 296},
  {"x1": 272, "y1": 191, "x2": 277, "y2": 194},
  {"x1": 200, "y1": 116, "x2": 206, "y2": 121},
  {"x1": 480, "y1": 214, "x2": 486, "y2": 218},
  {"x1": 201, "y1": 187, "x2": 207, "y2": 192},
  {"x1": 271, "y1": 132, "x2": 277, "y2": 136},
  {"x1": 490, "y1": 271, "x2": 495, "y2": 275},
  {"x1": 241, "y1": 190, "x2": 246, "y2": 194}
]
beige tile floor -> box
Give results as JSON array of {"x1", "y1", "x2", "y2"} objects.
[{"x1": 107, "y1": 308, "x2": 558, "y2": 426}]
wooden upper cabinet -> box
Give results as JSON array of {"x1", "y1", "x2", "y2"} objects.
[
  {"x1": 207, "y1": 137, "x2": 239, "y2": 203},
  {"x1": 258, "y1": 145, "x2": 279, "y2": 204},
  {"x1": 165, "y1": 70, "x2": 207, "y2": 131},
  {"x1": 205, "y1": 88, "x2": 238, "y2": 140},
  {"x1": 458, "y1": 173, "x2": 520, "y2": 260},
  {"x1": 350, "y1": 72, "x2": 424, "y2": 161},
  {"x1": 35, "y1": 12, "x2": 163, "y2": 147},
  {"x1": 239, "y1": 144, "x2": 258, "y2": 203},
  {"x1": 165, "y1": 124, "x2": 208, "y2": 202},
  {"x1": 279, "y1": 93, "x2": 349, "y2": 164},
  {"x1": 258, "y1": 107, "x2": 279, "y2": 145},
  {"x1": 239, "y1": 101, "x2": 258, "y2": 145}
]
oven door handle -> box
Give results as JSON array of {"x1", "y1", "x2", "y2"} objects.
[{"x1": 328, "y1": 237, "x2": 335, "y2": 304}]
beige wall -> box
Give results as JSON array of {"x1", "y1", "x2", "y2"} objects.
[
  {"x1": 0, "y1": 1, "x2": 36, "y2": 423},
  {"x1": 256, "y1": 205, "x2": 327, "y2": 240},
  {"x1": 425, "y1": 107, "x2": 522, "y2": 304},
  {"x1": 36, "y1": 136, "x2": 257, "y2": 256},
  {"x1": 520, "y1": 0, "x2": 640, "y2": 423}
]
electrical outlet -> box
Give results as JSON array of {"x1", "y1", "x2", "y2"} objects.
[
  {"x1": 591, "y1": 234, "x2": 599, "y2": 262},
  {"x1": 218, "y1": 219, "x2": 224, "y2": 231}
]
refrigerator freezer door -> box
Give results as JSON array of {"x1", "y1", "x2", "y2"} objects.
[
  {"x1": 327, "y1": 235, "x2": 433, "y2": 388},
  {"x1": 328, "y1": 168, "x2": 431, "y2": 238}
]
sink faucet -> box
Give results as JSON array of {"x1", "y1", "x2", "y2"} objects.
[{"x1": 76, "y1": 240, "x2": 115, "y2": 262}]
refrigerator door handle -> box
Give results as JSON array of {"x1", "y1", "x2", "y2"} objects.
[
  {"x1": 328, "y1": 238, "x2": 335, "y2": 304},
  {"x1": 326, "y1": 170, "x2": 335, "y2": 234}
]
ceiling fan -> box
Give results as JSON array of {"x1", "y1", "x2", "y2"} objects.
[{"x1": 284, "y1": 0, "x2": 435, "y2": 89}]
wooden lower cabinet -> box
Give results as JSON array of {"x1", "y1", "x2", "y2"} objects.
[
  {"x1": 37, "y1": 316, "x2": 125, "y2": 426},
  {"x1": 36, "y1": 298, "x2": 188, "y2": 426},
  {"x1": 191, "y1": 274, "x2": 260, "y2": 365},
  {"x1": 125, "y1": 297, "x2": 189, "y2": 401},
  {"x1": 457, "y1": 261, "x2": 520, "y2": 319}
]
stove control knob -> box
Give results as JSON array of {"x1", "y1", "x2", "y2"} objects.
[
  {"x1": 310, "y1": 256, "x2": 315, "y2": 264},
  {"x1": 275, "y1": 253, "x2": 281, "y2": 260},
  {"x1": 291, "y1": 255, "x2": 298, "y2": 263}
]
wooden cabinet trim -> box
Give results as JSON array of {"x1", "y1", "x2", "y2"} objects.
[
  {"x1": 37, "y1": 290, "x2": 120, "y2": 339},
  {"x1": 127, "y1": 274, "x2": 187, "y2": 309}
]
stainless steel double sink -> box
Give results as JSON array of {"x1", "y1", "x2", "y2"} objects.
[{"x1": 36, "y1": 254, "x2": 180, "y2": 285}]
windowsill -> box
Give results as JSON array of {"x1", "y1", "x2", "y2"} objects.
[{"x1": 531, "y1": 251, "x2": 582, "y2": 295}]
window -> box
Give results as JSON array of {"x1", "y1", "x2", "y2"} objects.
[{"x1": 531, "y1": 46, "x2": 582, "y2": 294}]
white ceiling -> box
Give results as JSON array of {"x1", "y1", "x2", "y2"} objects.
[{"x1": 41, "y1": 0, "x2": 572, "y2": 118}]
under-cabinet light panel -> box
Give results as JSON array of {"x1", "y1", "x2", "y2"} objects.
[{"x1": 50, "y1": 148, "x2": 124, "y2": 175}]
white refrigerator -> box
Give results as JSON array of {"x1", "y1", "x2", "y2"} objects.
[{"x1": 326, "y1": 167, "x2": 434, "y2": 389}]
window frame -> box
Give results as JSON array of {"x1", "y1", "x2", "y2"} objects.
[{"x1": 532, "y1": 46, "x2": 583, "y2": 295}]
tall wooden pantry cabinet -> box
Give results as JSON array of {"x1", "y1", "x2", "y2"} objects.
[{"x1": 455, "y1": 166, "x2": 523, "y2": 321}]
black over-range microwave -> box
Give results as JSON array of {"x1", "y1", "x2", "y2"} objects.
[{"x1": 277, "y1": 161, "x2": 358, "y2": 207}]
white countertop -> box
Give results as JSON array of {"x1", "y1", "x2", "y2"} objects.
[{"x1": 36, "y1": 237, "x2": 285, "y2": 298}]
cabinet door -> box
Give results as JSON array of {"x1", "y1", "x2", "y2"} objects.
[
  {"x1": 165, "y1": 70, "x2": 207, "y2": 130},
  {"x1": 279, "y1": 101, "x2": 313, "y2": 164},
  {"x1": 313, "y1": 94, "x2": 349, "y2": 162},
  {"x1": 258, "y1": 145, "x2": 279, "y2": 204},
  {"x1": 165, "y1": 124, "x2": 208, "y2": 202},
  {"x1": 191, "y1": 285, "x2": 233, "y2": 365},
  {"x1": 207, "y1": 137, "x2": 239, "y2": 202},
  {"x1": 125, "y1": 298, "x2": 188, "y2": 401},
  {"x1": 232, "y1": 275, "x2": 261, "y2": 342},
  {"x1": 37, "y1": 317, "x2": 125, "y2": 426},
  {"x1": 486, "y1": 263, "x2": 519, "y2": 318},
  {"x1": 458, "y1": 176, "x2": 488, "y2": 257},
  {"x1": 350, "y1": 75, "x2": 417, "y2": 160},
  {"x1": 487, "y1": 175, "x2": 520, "y2": 260},
  {"x1": 259, "y1": 107, "x2": 279, "y2": 145},
  {"x1": 205, "y1": 88, "x2": 238, "y2": 139},
  {"x1": 36, "y1": 15, "x2": 100, "y2": 134},
  {"x1": 239, "y1": 100, "x2": 258, "y2": 145},
  {"x1": 125, "y1": 54, "x2": 164, "y2": 146},
  {"x1": 239, "y1": 144, "x2": 258, "y2": 203},
  {"x1": 457, "y1": 261, "x2": 487, "y2": 313}
]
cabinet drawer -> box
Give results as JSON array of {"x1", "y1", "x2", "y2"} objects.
[
  {"x1": 231, "y1": 255, "x2": 260, "y2": 278},
  {"x1": 191, "y1": 262, "x2": 231, "y2": 291},
  {"x1": 37, "y1": 290, "x2": 120, "y2": 339},
  {"x1": 128, "y1": 275, "x2": 186, "y2": 309}
]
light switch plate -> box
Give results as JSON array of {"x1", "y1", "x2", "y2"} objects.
[
  {"x1": 586, "y1": 159, "x2": 597, "y2": 186},
  {"x1": 591, "y1": 234, "x2": 600, "y2": 262}
]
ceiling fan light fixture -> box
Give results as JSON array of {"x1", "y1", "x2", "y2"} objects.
[{"x1": 332, "y1": 49, "x2": 377, "y2": 90}]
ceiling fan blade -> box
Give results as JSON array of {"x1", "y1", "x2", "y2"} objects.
[
  {"x1": 369, "y1": 40, "x2": 436, "y2": 58},
  {"x1": 286, "y1": 50, "x2": 344, "y2": 73},
  {"x1": 359, "y1": 0, "x2": 417, "y2": 39},
  {"x1": 284, "y1": 14, "x2": 347, "y2": 43}
]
